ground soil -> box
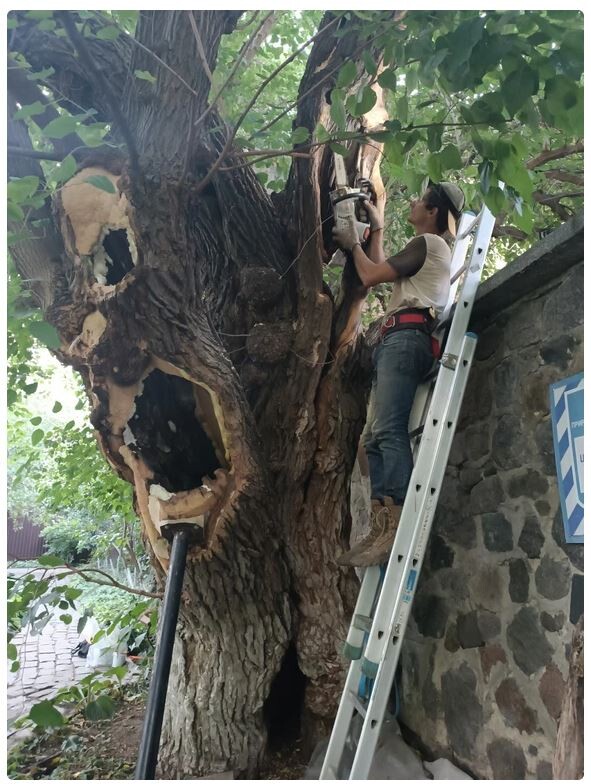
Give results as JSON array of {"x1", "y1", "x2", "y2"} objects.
[{"x1": 8, "y1": 691, "x2": 309, "y2": 780}]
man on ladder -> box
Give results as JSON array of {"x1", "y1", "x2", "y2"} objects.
[{"x1": 333, "y1": 182, "x2": 465, "y2": 567}]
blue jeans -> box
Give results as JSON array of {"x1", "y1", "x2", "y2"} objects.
[{"x1": 363, "y1": 329, "x2": 433, "y2": 505}]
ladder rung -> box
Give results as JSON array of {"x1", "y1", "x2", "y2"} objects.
[
  {"x1": 352, "y1": 613, "x2": 373, "y2": 633},
  {"x1": 348, "y1": 691, "x2": 368, "y2": 718},
  {"x1": 409, "y1": 424, "x2": 424, "y2": 440}
]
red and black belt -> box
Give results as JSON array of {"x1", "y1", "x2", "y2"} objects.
[{"x1": 380, "y1": 309, "x2": 441, "y2": 359}]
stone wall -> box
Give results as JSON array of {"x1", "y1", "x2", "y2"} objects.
[{"x1": 397, "y1": 215, "x2": 584, "y2": 779}]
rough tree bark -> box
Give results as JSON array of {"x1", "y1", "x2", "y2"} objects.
[{"x1": 8, "y1": 10, "x2": 393, "y2": 776}]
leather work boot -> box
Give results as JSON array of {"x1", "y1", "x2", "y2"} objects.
[
  {"x1": 339, "y1": 497, "x2": 402, "y2": 568},
  {"x1": 337, "y1": 499, "x2": 390, "y2": 566}
]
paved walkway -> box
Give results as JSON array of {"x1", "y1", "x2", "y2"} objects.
[{"x1": 7, "y1": 612, "x2": 89, "y2": 729}]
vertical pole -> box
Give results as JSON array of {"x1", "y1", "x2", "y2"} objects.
[{"x1": 135, "y1": 528, "x2": 190, "y2": 780}]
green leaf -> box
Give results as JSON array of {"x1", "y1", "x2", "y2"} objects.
[
  {"x1": 427, "y1": 153, "x2": 443, "y2": 182},
  {"x1": 77, "y1": 615, "x2": 89, "y2": 635},
  {"x1": 31, "y1": 429, "x2": 45, "y2": 446},
  {"x1": 8, "y1": 176, "x2": 40, "y2": 203},
  {"x1": 8, "y1": 643, "x2": 18, "y2": 660},
  {"x1": 8, "y1": 202, "x2": 25, "y2": 222},
  {"x1": 336, "y1": 61, "x2": 357, "y2": 89},
  {"x1": 315, "y1": 123, "x2": 331, "y2": 143},
  {"x1": 96, "y1": 25, "x2": 120, "y2": 40},
  {"x1": 60, "y1": 614, "x2": 73, "y2": 625},
  {"x1": 11, "y1": 660, "x2": 20, "y2": 673},
  {"x1": 512, "y1": 201, "x2": 535, "y2": 234},
  {"x1": 134, "y1": 69, "x2": 157, "y2": 84},
  {"x1": 501, "y1": 65, "x2": 538, "y2": 116},
  {"x1": 396, "y1": 95, "x2": 408, "y2": 125},
  {"x1": 53, "y1": 155, "x2": 77, "y2": 185},
  {"x1": 13, "y1": 101, "x2": 46, "y2": 120},
  {"x1": 52, "y1": 401, "x2": 63, "y2": 413},
  {"x1": 479, "y1": 160, "x2": 493, "y2": 194},
  {"x1": 42, "y1": 115, "x2": 80, "y2": 139},
  {"x1": 291, "y1": 126, "x2": 310, "y2": 145},
  {"x1": 38, "y1": 554, "x2": 64, "y2": 567},
  {"x1": 29, "y1": 321, "x2": 61, "y2": 349},
  {"x1": 377, "y1": 68, "x2": 398, "y2": 92},
  {"x1": 85, "y1": 695, "x2": 116, "y2": 721},
  {"x1": 348, "y1": 86, "x2": 377, "y2": 117},
  {"x1": 329, "y1": 90, "x2": 346, "y2": 130},
  {"x1": 439, "y1": 144, "x2": 463, "y2": 171},
  {"x1": 483, "y1": 185, "x2": 506, "y2": 216},
  {"x1": 29, "y1": 700, "x2": 65, "y2": 728},
  {"x1": 30, "y1": 416, "x2": 42, "y2": 426},
  {"x1": 84, "y1": 175, "x2": 116, "y2": 194},
  {"x1": 427, "y1": 125, "x2": 443, "y2": 153},
  {"x1": 362, "y1": 51, "x2": 378, "y2": 76},
  {"x1": 329, "y1": 141, "x2": 349, "y2": 157}
]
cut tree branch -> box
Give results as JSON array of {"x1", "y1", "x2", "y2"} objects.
[{"x1": 8, "y1": 145, "x2": 63, "y2": 162}]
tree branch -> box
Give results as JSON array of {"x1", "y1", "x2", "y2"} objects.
[
  {"x1": 543, "y1": 169, "x2": 583, "y2": 186},
  {"x1": 193, "y1": 13, "x2": 345, "y2": 195},
  {"x1": 8, "y1": 145, "x2": 63, "y2": 162},
  {"x1": 193, "y1": 11, "x2": 275, "y2": 129},
  {"x1": 11, "y1": 563, "x2": 163, "y2": 599},
  {"x1": 187, "y1": 10, "x2": 213, "y2": 83},
  {"x1": 526, "y1": 142, "x2": 584, "y2": 170},
  {"x1": 249, "y1": 26, "x2": 391, "y2": 142},
  {"x1": 56, "y1": 11, "x2": 140, "y2": 177}
]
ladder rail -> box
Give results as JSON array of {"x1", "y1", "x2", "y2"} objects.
[{"x1": 349, "y1": 335, "x2": 477, "y2": 779}]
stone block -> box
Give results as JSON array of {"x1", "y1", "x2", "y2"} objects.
[
  {"x1": 505, "y1": 299, "x2": 542, "y2": 350},
  {"x1": 507, "y1": 607, "x2": 553, "y2": 675},
  {"x1": 539, "y1": 663, "x2": 565, "y2": 720},
  {"x1": 540, "y1": 333, "x2": 576, "y2": 371},
  {"x1": 459, "y1": 467, "x2": 482, "y2": 490},
  {"x1": 534, "y1": 417, "x2": 558, "y2": 475},
  {"x1": 434, "y1": 504, "x2": 476, "y2": 550},
  {"x1": 518, "y1": 514, "x2": 545, "y2": 559},
  {"x1": 412, "y1": 594, "x2": 448, "y2": 639},
  {"x1": 478, "y1": 610, "x2": 501, "y2": 641},
  {"x1": 471, "y1": 563, "x2": 504, "y2": 610},
  {"x1": 508, "y1": 559, "x2": 529, "y2": 603},
  {"x1": 541, "y1": 611, "x2": 565, "y2": 633},
  {"x1": 482, "y1": 512, "x2": 514, "y2": 551},
  {"x1": 479, "y1": 644, "x2": 507, "y2": 682},
  {"x1": 475, "y1": 323, "x2": 503, "y2": 361},
  {"x1": 495, "y1": 677, "x2": 538, "y2": 733},
  {"x1": 470, "y1": 475, "x2": 504, "y2": 514},
  {"x1": 437, "y1": 569, "x2": 469, "y2": 600},
  {"x1": 536, "y1": 761, "x2": 554, "y2": 779},
  {"x1": 551, "y1": 507, "x2": 584, "y2": 571},
  {"x1": 487, "y1": 738, "x2": 527, "y2": 779},
  {"x1": 492, "y1": 414, "x2": 524, "y2": 470},
  {"x1": 534, "y1": 555, "x2": 571, "y2": 600},
  {"x1": 428, "y1": 534, "x2": 454, "y2": 571},
  {"x1": 456, "y1": 611, "x2": 484, "y2": 649},
  {"x1": 507, "y1": 469, "x2": 549, "y2": 499},
  {"x1": 541, "y1": 264, "x2": 584, "y2": 337},
  {"x1": 441, "y1": 663, "x2": 483, "y2": 758},
  {"x1": 493, "y1": 357, "x2": 519, "y2": 410},
  {"x1": 464, "y1": 422, "x2": 490, "y2": 464},
  {"x1": 534, "y1": 498, "x2": 551, "y2": 515}
]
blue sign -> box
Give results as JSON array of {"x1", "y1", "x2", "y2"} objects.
[{"x1": 549, "y1": 372, "x2": 584, "y2": 544}]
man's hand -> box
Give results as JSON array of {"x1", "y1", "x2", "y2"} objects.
[
  {"x1": 363, "y1": 201, "x2": 383, "y2": 231},
  {"x1": 332, "y1": 223, "x2": 359, "y2": 251}
]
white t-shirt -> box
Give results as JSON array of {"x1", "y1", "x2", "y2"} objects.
[{"x1": 385, "y1": 233, "x2": 451, "y2": 317}]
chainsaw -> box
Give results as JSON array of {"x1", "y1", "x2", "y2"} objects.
[{"x1": 329, "y1": 153, "x2": 372, "y2": 244}]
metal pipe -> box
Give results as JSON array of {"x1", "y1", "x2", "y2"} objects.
[{"x1": 135, "y1": 528, "x2": 190, "y2": 780}]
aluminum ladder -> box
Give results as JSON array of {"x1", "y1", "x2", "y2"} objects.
[{"x1": 320, "y1": 204, "x2": 496, "y2": 780}]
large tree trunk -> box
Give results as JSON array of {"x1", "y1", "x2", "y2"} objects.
[{"x1": 8, "y1": 10, "x2": 391, "y2": 776}]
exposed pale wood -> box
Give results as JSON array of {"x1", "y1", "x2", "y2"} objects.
[{"x1": 553, "y1": 617, "x2": 583, "y2": 779}]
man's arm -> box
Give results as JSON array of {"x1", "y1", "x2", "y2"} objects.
[{"x1": 350, "y1": 236, "x2": 428, "y2": 287}]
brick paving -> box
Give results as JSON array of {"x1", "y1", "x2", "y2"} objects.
[{"x1": 7, "y1": 612, "x2": 89, "y2": 730}]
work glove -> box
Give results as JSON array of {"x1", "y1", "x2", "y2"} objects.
[
  {"x1": 332, "y1": 223, "x2": 359, "y2": 251},
  {"x1": 363, "y1": 201, "x2": 383, "y2": 232}
]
